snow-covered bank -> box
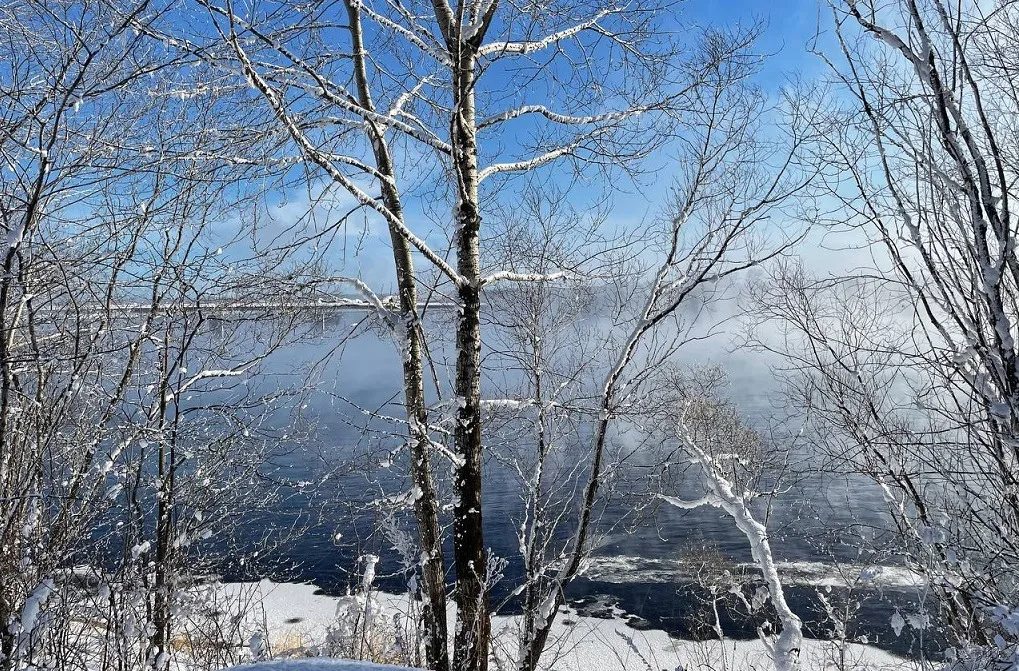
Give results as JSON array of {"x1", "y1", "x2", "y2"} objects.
[
  {"x1": 576, "y1": 556, "x2": 925, "y2": 589},
  {"x1": 228, "y1": 581, "x2": 918, "y2": 671},
  {"x1": 227, "y1": 663, "x2": 416, "y2": 671}
]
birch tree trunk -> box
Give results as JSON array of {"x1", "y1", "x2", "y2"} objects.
[
  {"x1": 344, "y1": 3, "x2": 450, "y2": 667},
  {"x1": 449, "y1": 46, "x2": 491, "y2": 671}
]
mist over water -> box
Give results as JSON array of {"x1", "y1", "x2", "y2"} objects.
[{"x1": 206, "y1": 309, "x2": 924, "y2": 656}]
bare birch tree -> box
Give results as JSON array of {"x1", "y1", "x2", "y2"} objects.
[
  {"x1": 151, "y1": 3, "x2": 689, "y2": 669},
  {"x1": 749, "y1": 0, "x2": 1019, "y2": 664},
  {"x1": 499, "y1": 68, "x2": 817, "y2": 671},
  {"x1": 657, "y1": 368, "x2": 803, "y2": 671},
  {"x1": 130, "y1": 1, "x2": 821, "y2": 669}
]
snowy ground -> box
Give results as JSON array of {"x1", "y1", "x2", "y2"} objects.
[
  {"x1": 229, "y1": 663, "x2": 418, "y2": 671},
  {"x1": 225, "y1": 581, "x2": 919, "y2": 671}
]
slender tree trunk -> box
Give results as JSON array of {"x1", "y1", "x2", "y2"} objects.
[
  {"x1": 343, "y1": 5, "x2": 451, "y2": 668},
  {"x1": 0, "y1": 244, "x2": 17, "y2": 671},
  {"x1": 518, "y1": 338, "x2": 547, "y2": 669},
  {"x1": 390, "y1": 215, "x2": 451, "y2": 671},
  {"x1": 151, "y1": 333, "x2": 172, "y2": 667},
  {"x1": 152, "y1": 476, "x2": 171, "y2": 668},
  {"x1": 450, "y1": 48, "x2": 490, "y2": 671},
  {"x1": 373, "y1": 128, "x2": 451, "y2": 671}
]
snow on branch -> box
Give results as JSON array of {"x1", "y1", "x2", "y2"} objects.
[
  {"x1": 477, "y1": 105, "x2": 636, "y2": 130},
  {"x1": 387, "y1": 77, "x2": 433, "y2": 118},
  {"x1": 204, "y1": 0, "x2": 452, "y2": 156},
  {"x1": 361, "y1": 3, "x2": 451, "y2": 66},
  {"x1": 477, "y1": 141, "x2": 583, "y2": 182},
  {"x1": 479, "y1": 270, "x2": 578, "y2": 287},
  {"x1": 5, "y1": 213, "x2": 28, "y2": 252},
  {"x1": 478, "y1": 398, "x2": 536, "y2": 411},
  {"x1": 660, "y1": 417, "x2": 803, "y2": 671},
  {"x1": 177, "y1": 367, "x2": 249, "y2": 396},
  {"x1": 658, "y1": 493, "x2": 720, "y2": 510},
  {"x1": 296, "y1": 79, "x2": 452, "y2": 155},
  {"x1": 9, "y1": 579, "x2": 55, "y2": 661},
  {"x1": 316, "y1": 276, "x2": 391, "y2": 314},
  {"x1": 225, "y1": 31, "x2": 465, "y2": 286},
  {"x1": 428, "y1": 437, "x2": 464, "y2": 468},
  {"x1": 462, "y1": 0, "x2": 499, "y2": 43},
  {"x1": 479, "y1": 10, "x2": 613, "y2": 57}
]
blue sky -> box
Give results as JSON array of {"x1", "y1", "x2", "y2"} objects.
[
  {"x1": 207, "y1": 0, "x2": 850, "y2": 293},
  {"x1": 683, "y1": 0, "x2": 832, "y2": 84}
]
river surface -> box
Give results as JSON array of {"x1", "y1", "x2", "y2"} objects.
[{"x1": 201, "y1": 312, "x2": 933, "y2": 658}]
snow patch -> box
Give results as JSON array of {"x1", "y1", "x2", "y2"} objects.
[
  {"x1": 215, "y1": 581, "x2": 917, "y2": 671},
  {"x1": 574, "y1": 555, "x2": 925, "y2": 589},
  {"x1": 227, "y1": 661, "x2": 417, "y2": 671}
]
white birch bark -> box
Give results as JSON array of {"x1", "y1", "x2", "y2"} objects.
[{"x1": 661, "y1": 418, "x2": 803, "y2": 671}]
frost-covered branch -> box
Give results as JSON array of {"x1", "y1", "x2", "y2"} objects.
[
  {"x1": 198, "y1": 0, "x2": 454, "y2": 155},
  {"x1": 479, "y1": 270, "x2": 577, "y2": 287},
  {"x1": 479, "y1": 10, "x2": 613, "y2": 57},
  {"x1": 175, "y1": 367, "x2": 249, "y2": 396},
  {"x1": 477, "y1": 141, "x2": 584, "y2": 182},
  {"x1": 478, "y1": 398, "x2": 537, "y2": 411},
  {"x1": 222, "y1": 23, "x2": 464, "y2": 285},
  {"x1": 477, "y1": 105, "x2": 636, "y2": 130},
  {"x1": 361, "y1": 3, "x2": 452, "y2": 66},
  {"x1": 661, "y1": 412, "x2": 803, "y2": 671}
]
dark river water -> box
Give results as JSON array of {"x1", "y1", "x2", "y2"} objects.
[{"x1": 199, "y1": 312, "x2": 933, "y2": 659}]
